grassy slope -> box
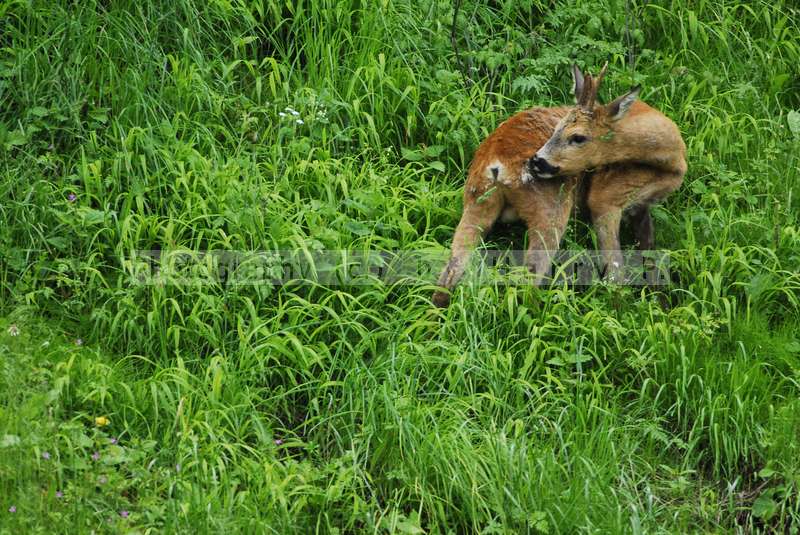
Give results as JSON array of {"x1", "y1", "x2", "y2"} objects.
[{"x1": 1, "y1": 0, "x2": 800, "y2": 532}]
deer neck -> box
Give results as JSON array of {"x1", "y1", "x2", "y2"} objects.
[{"x1": 604, "y1": 113, "x2": 687, "y2": 177}]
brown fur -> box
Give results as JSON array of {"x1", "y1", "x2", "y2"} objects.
[{"x1": 432, "y1": 66, "x2": 686, "y2": 307}]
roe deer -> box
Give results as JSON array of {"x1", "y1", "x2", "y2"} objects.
[
  {"x1": 530, "y1": 63, "x2": 686, "y2": 281},
  {"x1": 432, "y1": 64, "x2": 686, "y2": 308}
]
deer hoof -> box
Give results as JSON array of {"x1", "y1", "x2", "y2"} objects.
[{"x1": 432, "y1": 291, "x2": 451, "y2": 308}]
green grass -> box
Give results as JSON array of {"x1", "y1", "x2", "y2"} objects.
[{"x1": 1, "y1": 0, "x2": 800, "y2": 532}]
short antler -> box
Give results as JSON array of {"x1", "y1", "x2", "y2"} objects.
[
  {"x1": 590, "y1": 61, "x2": 608, "y2": 106},
  {"x1": 577, "y1": 75, "x2": 593, "y2": 109},
  {"x1": 578, "y1": 62, "x2": 609, "y2": 110}
]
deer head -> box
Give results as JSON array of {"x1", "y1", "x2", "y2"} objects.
[{"x1": 529, "y1": 63, "x2": 643, "y2": 178}]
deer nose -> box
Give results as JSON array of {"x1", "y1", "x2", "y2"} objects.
[{"x1": 529, "y1": 155, "x2": 559, "y2": 177}]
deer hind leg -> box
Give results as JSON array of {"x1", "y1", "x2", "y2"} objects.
[
  {"x1": 624, "y1": 168, "x2": 683, "y2": 253},
  {"x1": 591, "y1": 207, "x2": 625, "y2": 282},
  {"x1": 432, "y1": 192, "x2": 503, "y2": 308},
  {"x1": 626, "y1": 203, "x2": 654, "y2": 251}
]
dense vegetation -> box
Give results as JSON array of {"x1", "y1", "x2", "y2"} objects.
[{"x1": 1, "y1": 0, "x2": 799, "y2": 532}]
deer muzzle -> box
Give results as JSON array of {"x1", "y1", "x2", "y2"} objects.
[{"x1": 529, "y1": 154, "x2": 560, "y2": 179}]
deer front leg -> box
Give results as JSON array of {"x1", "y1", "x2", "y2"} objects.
[
  {"x1": 524, "y1": 216, "x2": 570, "y2": 286},
  {"x1": 591, "y1": 207, "x2": 625, "y2": 283},
  {"x1": 432, "y1": 193, "x2": 503, "y2": 308},
  {"x1": 513, "y1": 183, "x2": 574, "y2": 286}
]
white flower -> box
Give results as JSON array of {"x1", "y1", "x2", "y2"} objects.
[
  {"x1": 296, "y1": 119, "x2": 304, "y2": 125},
  {"x1": 7, "y1": 324, "x2": 19, "y2": 336},
  {"x1": 291, "y1": 110, "x2": 300, "y2": 117},
  {"x1": 278, "y1": 112, "x2": 286, "y2": 118}
]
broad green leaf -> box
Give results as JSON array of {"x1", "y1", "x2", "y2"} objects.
[
  {"x1": 758, "y1": 467, "x2": 776, "y2": 478},
  {"x1": 751, "y1": 493, "x2": 778, "y2": 520},
  {"x1": 422, "y1": 145, "x2": 445, "y2": 157},
  {"x1": 0, "y1": 434, "x2": 21, "y2": 448},
  {"x1": 30, "y1": 106, "x2": 49, "y2": 117},
  {"x1": 46, "y1": 236, "x2": 70, "y2": 250},
  {"x1": 343, "y1": 220, "x2": 371, "y2": 236},
  {"x1": 787, "y1": 110, "x2": 800, "y2": 137},
  {"x1": 401, "y1": 147, "x2": 423, "y2": 161},
  {"x1": 80, "y1": 208, "x2": 108, "y2": 226},
  {"x1": 395, "y1": 521, "x2": 424, "y2": 534}
]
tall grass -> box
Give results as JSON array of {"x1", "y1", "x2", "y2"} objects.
[{"x1": 1, "y1": 0, "x2": 799, "y2": 532}]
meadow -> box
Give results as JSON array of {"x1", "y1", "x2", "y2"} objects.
[{"x1": 1, "y1": 0, "x2": 800, "y2": 532}]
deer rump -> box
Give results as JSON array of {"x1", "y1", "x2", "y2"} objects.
[{"x1": 432, "y1": 67, "x2": 686, "y2": 308}]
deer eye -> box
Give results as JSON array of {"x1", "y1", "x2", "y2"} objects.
[{"x1": 568, "y1": 134, "x2": 588, "y2": 145}]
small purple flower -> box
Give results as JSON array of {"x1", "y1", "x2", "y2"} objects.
[
  {"x1": 75, "y1": 338, "x2": 83, "y2": 346},
  {"x1": 68, "y1": 193, "x2": 77, "y2": 202},
  {"x1": 42, "y1": 451, "x2": 51, "y2": 460},
  {"x1": 56, "y1": 491, "x2": 63, "y2": 498},
  {"x1": 109, "y1": 437, "x2": 117, "y2": 445},
  {"x1": 91, "y1": 451, "x2": 100, "y2": 461},
  {"x1": 274, "y1": 438, "x2": 283, "y2": 445},
  {"x1": 98, "y1": 475, "x2": 108, "y2": 485},
  {"x1": 120, "y1": 510, "x2": 129, "y2": 518},
  {"x1": 8, "y1": 506, "x2": 16, "y2": 513}
]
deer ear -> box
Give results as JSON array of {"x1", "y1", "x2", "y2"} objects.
[
  {"x1": 607, "y1": 85, "x2": 641, "y2": 120},
  {"x1": 572, "y1": 64, "x2": 585, "y2": 104}
]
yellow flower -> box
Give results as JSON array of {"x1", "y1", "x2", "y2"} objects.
[{"x1": 95, "y1": 416, "x2": 110, "y2": 427}]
